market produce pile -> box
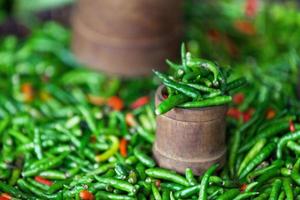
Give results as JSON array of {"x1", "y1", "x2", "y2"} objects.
[
  {"x1": 154, "y1": 44, "x2": 246, "y2": 115},
  {"x1": 1, "y1": 1, "x2": 300, "y2": 199}
]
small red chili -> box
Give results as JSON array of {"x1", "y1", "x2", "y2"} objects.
[
  {"x1": 233, "y1": 93, "x2": 245, "y2": 104},
  {"x1": 130, "y1": 96, "x2": 149, "y2": 109},
  {"x1": 240, "y1": 183, "x2": 247, "y2": 192},
  {"x1": 227, "y1": 108, "x2": 242, "y2": 120},
  {"x1": 290, "y1": 120, "x2": 296, "y2": 132},
  {"x1": 35, "y1": 176, "x2": 53, "y2": 186},
  {"x1": 155, "y1": 180, "x2": 161, "y2": 188},
  {"x1": 207, "y1": 29, "x2": 222, "y2": 43},
  {"x1": 245, "y1": 0, "x2": 258, "y2": 17},
  {"x1": 90, "y1": 135, "x2": 97, "y2": 143},
  {"x1": 162, "y1": 94, "x2": 168, "y2": 99},
  {"x1": 243, "y1": 112, "x2": 252, "y2": 123},
  {"x1": 79, "y1": 190, "x2": 94, "y2": 200}
]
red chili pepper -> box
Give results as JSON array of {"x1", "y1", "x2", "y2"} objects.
[
  {"x1": 227, "y1": 108, "x2": 242, "y2": 120},
  {"x1": 162, "y1": 94, "x2": 168, "y2": 99},
  {"x1": 107, "y1": 96, "x2": 124, "y2": 111},
  {"x1": 34, "y1": 176, "x2": 53, "y2": 186},
  {"x1": 79, "y1": 190, "x2": 94, "y2": 200},
  {"x1": 90, "y1": 135, "x2": 97, "y2": 143},
  {"x1": 233, "y1": 93, "x2": 245, "y2": 104},
  {"x1": 207, "y1": 29, "x2": 222, "y2": 43},
  {"x1": 245, "y1": 0, "x2": 258, "y2": 17},
  {"x1": 130, "y1": 96, "x2": 149, "y2": 109},
  {"x1": 224, "y1": 37, "x2": 239, "y2": 57},
  {"x1": 240, "y1": 183, "x2": 247, "y2": 192},
  {"x1": 119, "y1": 138, "x2": 128, "y2": 157},
  {"x1": 290, "y1": 120, "x2": 296, "y2": 132},
  {"x1": 234, "y1": 20, "x2": 256, "y2": 36},
  {"x1": 243, "y1": 112, "x2": 252, "y2": 123},
  {"x1": 0, "y1": 193, "x2": 12, "y2": 200}
]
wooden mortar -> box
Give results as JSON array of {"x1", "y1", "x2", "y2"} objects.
[
  {"x1": 153, "y1": 85, "x2": 228, "y2": 175},
  {"x1": 71, "y1": 0, "x2": 183, "y2": 77}
]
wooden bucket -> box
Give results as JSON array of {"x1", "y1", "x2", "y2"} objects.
[
  {"x1": 71, "y1": 0, "x2": 183, "y2": 77},
  {"x1": 153, "y1": 86, "x2": 227, "y2": 175}
]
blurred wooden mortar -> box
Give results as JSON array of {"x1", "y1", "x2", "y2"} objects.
[{"x1": 71, "y1": 0, "x2": 183, "y2": 77}]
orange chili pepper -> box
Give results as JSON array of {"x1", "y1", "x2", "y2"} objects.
[
  {"x1": 240, "y1": 183, "x2": 247, "y2": 192},
  {"x1": 21, "y1": 83, "x2": 34, "y2": 102},
  {"x1": 107, "y1": 96, "x2": 124, "y2": 111},
  {"x1": 266, "y1": 108, "x2": 276, "y2": 119},
  {"x1": 0, "y1": 193, "x2": 12, "y2": 200},
  {"x1": 87, "y1": 94, "x2": 106, "y2": 106},
  {"x1": 34, "y1": 176, "x2": 53, "y2": 186},
  {"x1": 130, "y1": 96, "x2": 149, "y2": 109},
  {"x1": 125, "y1": 113, "x2": 137, "y2": 127},
  {"x1": 119, "y1": 138, "x2": 128, "y2": 157},
  {"x1": 79, "y1": 190, "x2": 94, "y2": 200},
  {"x1": 234, "y1": 20, "x2": 256, "y2": 36}
]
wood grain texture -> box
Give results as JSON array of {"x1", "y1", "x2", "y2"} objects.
[
  {"x1": 153, "y1": 85, "x2": 228, "y2": 175},
  {"x1": 71, "y1": 0, "x2": 183, "y2": 77}
]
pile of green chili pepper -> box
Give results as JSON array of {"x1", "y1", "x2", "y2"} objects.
[
  {"x1": 154, "y1": 45, "x2": 246, "y2": 115},
  {"x1": 0, "y1": 1, "x2": 300, "y2": 199}
]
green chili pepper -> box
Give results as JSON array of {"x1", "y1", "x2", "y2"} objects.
[
  {"x1": 152, "y1": 182, "x2": 162, "y2": 200},
  {"x1": 185, "y1": 168, "x2": 197, "y2": 186},
  {"x1": 229, "y1": 130, "x2": 241, "y2": 177},
  {"x1": 269, "y1": 179, "x2": 282, "y2": 200},
  {"x1": 216, "y1": 189, "x2": 240, "y2": 200},
  {"x1": 198, "y1": 164, "x2": 218, "y2": 200},
  {"x1": 283, "y1": 178, "x2": 293, "y2": 200},
  {"x1": 233, "y1": 192, "x2": 258, "y2": 200},
  {"x1": 238, "y1": 138, "x2": 267, "y2": 176},
  {"x1": 96, "y1": 191, "x2": 136, "y2": 200},
  {"x1": 146, "y1": 168, "x2": 189, "y2": 186},
  {"x1": 180, "y1": 95, "x2": 231, "y2": 108},
  {"x1": 155, "y1": 93, "x2": 190, "y2": 115},
  {"x1": 239, "y1": 143, "x2": 276, "y2": 179},
  {"x1": 153, "y1": 70, "x2": 201, "y2": 99},
  {"x1": 22, "y1": 152, "x2": 68, "y2": 177},
  {"x1": 277, "y1": 130, "x2": 300, "y2": 158},
  {"x1": 133, "y1": 146, "x2": 155, "y2": 168}
]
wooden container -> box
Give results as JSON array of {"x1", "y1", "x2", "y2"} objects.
[
  {"x1": 71, "y1": 0, "x2": 183, "y2": 77},
  {"x1": 153, "y1": 86, "x2": 228, "y2": 175}
]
